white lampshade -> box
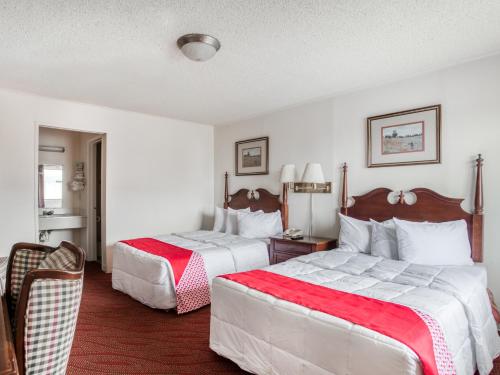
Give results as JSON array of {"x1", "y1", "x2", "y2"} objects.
[
  {"x1": 280, "y1": 164, "x2": 296, "y2": 183},
  {"x1": 301, "y1": 163, "x2": 325, "y2": 183}
]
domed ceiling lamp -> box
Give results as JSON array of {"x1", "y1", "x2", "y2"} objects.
[{"x1": 177, "y1": 33, "x2": 221, "y2": 62}]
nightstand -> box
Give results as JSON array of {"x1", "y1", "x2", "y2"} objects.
[{"x1": 269, "y1": 235, "x2": 338, "y2": 264}]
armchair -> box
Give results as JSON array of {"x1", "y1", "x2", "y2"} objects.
[{"x1": 4, "y1": 241, "x2": 85, "y2": 375}]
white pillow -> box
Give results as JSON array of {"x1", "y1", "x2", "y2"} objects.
[
  {"x1": 370, "y1": 219, "x2": 398, "y2": 259},
  {"x1": 212, "y1": 207, "x2": 226, "y2": 232},
  {"x1": 237, "y1": 210, "x2": 283, "y2": 239},
  {"x1": 394, "y1": 218, "x2": 473, "y2": 266},
  {"x1": 225, "y1": 207, "x2": 251, "y2": 235},
  {"x1": 338, "y1": 213, "x2": 371, "y2": 253}
]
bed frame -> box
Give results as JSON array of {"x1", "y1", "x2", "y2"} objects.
[
  {"x1": 223, "y1": 172, "x2": 288, "y2": 230},
  {"x1": 340, "y1": 155, "x2": 500, "y2": 323},
  {"x1": 340, "y1": 154, "x2": 484, "y2": 262}
]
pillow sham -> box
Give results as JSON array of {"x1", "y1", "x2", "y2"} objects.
[
  {"x1": 237, "y1": 210, "x2": 283, "y2": 239},
  {"x1": 394, "y1": 218, "x2": 473, "y2": 266},
  {"x1": 225, "y1": 207, "x2": 251, "y2": 235},
  {"x1": 212, "y1": 207, "x2": 226, "y2": 232},
  {"x1": 370, "y1": 219, "x2": 398, "y2": 260},
  {"x1": 338, "y1": 213, "x2": 371, "y2": 253}
]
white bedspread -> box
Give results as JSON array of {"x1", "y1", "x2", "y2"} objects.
[
  {"x1": 210, "y1": 249, "x2": 500, "y2": 375},
  {"x1": 112, "y1": 230, "x2": 269, "y2": 309}
]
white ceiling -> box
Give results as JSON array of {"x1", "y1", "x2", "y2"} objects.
[{"x1": 1, "y1": 1, "x2": 500, "y2": 125}]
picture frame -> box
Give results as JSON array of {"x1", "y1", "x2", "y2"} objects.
[
  {"x1": 235, "y1": 137, "x2": 269, "y2": 176},
  {"x1": 367, "y1": 105, "x2": 441, "y2": 168}
]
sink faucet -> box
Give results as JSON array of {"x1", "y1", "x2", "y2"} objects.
[{"x1": 42, "y1": 210, "x2": 55, "y2": 216}]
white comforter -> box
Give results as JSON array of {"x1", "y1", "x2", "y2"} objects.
[
  {"x1": 112, "y1": 230, "x2": 269, "y2": 309},
  {"x1": 210, "y1": 249, "x2": 500, "y2": 375}
]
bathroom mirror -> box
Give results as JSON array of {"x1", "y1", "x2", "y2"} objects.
[{"x1": 38, "y1": 164, "x2": 63, "y2": 208}]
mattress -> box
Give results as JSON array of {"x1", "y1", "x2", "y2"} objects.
[
  {"x1": 210, "y1": 249, "x2": 500, "y2": 375},
  {"x1": 112, "y1": 230, "x2": 269, "y2": 309}
]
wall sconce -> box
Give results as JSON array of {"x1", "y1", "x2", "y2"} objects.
[
  {"x1": 280, "y1": 164, "x2": 332, "y2": 194},
  {"x1": 292, "y1": 163, "x2": 331, "y2": 193},
  {"x1": 280, "y1": 163, "x2": 332, "y2": 237}
]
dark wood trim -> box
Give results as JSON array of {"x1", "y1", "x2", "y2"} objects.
[
  {"x1": 340, "y1": 154, "x2": 484, "y2": 262},
  {"x1": 235, "y1": 137, "x2": 269, "y2": 176},
  {"x1": 341, "y1": 163, "x2": 348, "y2": 214},
  {"x1": 0, "y1": 296, "x2": 17, "y2": 375},
  {"x1": 270, "y1": 236, "x2": 337, "y2": 264},
  {"x1": 474, "y1": 155, "x2": 484, "y2": 214},
  {"x1": 487, "y1": 289, "x2": 500, "y2": 325},
  {"x1": 224, "y1": 172, "x2": 288, "y2": 230},
  {"x1": 282, "y1": 183, "x2": 289, "y2": 232},
  {"x1": 223, "y1": 172, "x2": 229, "y2": 209},
  {"x1": 367, "y1": 104, "x2": 441, "y2": 168}
]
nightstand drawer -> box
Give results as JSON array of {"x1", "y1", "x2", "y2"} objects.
[
  {"x1": 273, "y1": 252, "x2": 300, "y2": 264},
  {"x1": 273, "y1": 240, "x2": 312, "y2": 254}
]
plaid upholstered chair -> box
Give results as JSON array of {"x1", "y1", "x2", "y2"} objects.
[{"x1": 5, "y1": 241, "x2": 85, "y2": 375}]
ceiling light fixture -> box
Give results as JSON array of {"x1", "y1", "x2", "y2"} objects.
[{"x1": 177, "y1": 33, "x2": 221, "y2": 62}]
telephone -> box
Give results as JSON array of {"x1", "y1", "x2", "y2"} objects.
[{"x1": 283, "y1": 228, "x2": 303, "y2": 240}]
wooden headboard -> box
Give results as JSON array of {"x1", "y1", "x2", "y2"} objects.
[
  {"x1": 223, "y1": 172, "x2": 289, "y2": 230},
  {"x1": 340, "y1": 155, "x2": 484, "y2": 262}
]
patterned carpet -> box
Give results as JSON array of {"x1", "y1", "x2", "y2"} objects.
[
  {"x1": 68, "y1": 262, "x2": 245, "y2": 374},
  {"x1": 68, "y1": 262, "x2": 500, "y2": 375}
]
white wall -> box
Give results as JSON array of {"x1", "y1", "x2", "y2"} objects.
[
  {"x1": 0, "y1": 89, "x2": 214, "y2": 270},
  {"x1": 214, "y1": 100, "x2": 336, "y2": 235},
  {"x1": 215, "y1": 54, "x2": 500, "y2": 299}
]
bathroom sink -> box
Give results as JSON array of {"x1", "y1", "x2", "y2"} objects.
[{"x1": 39, "y1": 215, "x2": 87, "y2": 230}]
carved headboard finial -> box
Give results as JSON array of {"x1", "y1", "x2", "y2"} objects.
[
  {"x1": 474, "y1": 154, "x2": 484, "y2": 215},
  {"x1": 398, "y1": 190, "x2": 405, "y2": 205},
  {"x1": 224, "y1": 172, "x2": 229, "y2": 209},
  {"x1": 341, "y1": 163, "x2": 348, "y2": 213}
]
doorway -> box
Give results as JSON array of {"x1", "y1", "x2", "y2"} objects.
[
  {"x1": 94, "y1": 140, "x2": 102, "y2": 263},
  {"x1": 88, "y1": 137, "x2": 106, "y2": 270},
  {"x1": 35, "y1": 126, "x2": 106, "y2": 268}
]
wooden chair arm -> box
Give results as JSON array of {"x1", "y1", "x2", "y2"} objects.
[{"x1": 0, "y1": 296, "x2": 18, "y2": 374}]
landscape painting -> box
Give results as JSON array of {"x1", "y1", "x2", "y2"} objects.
[
  {"x1": 367, "y1": 105, "x2": 441, "y2": 167},
  {"x1": 235, "y1": 137, "x2": 269, "y2": 175},
  {"x1": 382, "y1": 121, "x2": 424, "y2": 154},
  {"x1": 242, "y1": 146, "x2": 262, "y2": 167}
]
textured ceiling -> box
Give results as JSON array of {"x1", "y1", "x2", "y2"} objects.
[{"x1": 1, "y1": 1, "x2": 500, "y2": 125}]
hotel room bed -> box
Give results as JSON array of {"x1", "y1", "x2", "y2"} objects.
[
  {"x1": 210, "y1": 250, "x2": 499, "y2": 375},
  {"x1": 112, "y1": 231, "x2": 269, "y2": 309},
  {"x1": 112, "y1": 174, "x2": 288, "y2": 311},
  {"x1": 210, "y1": 157, "x2": 500, "y2": 375}
]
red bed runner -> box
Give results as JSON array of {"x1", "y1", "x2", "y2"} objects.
[
  {"x1": 121, "y1": 238, "x2": 210, "y2": 314},
  {"x1": 221, "y1": 270, "x2": 455, "y2": 375}
]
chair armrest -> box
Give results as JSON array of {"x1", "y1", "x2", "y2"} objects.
[{"x1": 0, "y1": 296, "x2": 18, "y2": 374}]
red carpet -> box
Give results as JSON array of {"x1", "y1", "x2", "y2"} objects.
[
  {"x1": 67, "y1": 262, "x2": 246, "y2": 374},
  {"x1": 68, "y1": 262, "x2": 500, "y2": 375}
]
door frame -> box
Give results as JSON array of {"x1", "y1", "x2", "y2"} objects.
[
  {"x1": 86, "y1": 136, "x2": 107, "y2": 271},
  {"x1": 34, "y1": 123, "x2": 107, "y2": 271}
]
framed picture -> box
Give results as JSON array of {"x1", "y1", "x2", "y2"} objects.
[
  {"x1": 367, "y1": 105, "x2": 441, "y2": 167},
  {"x1": 235, "y1": 137, "x2": 269, "y2": 176}
]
